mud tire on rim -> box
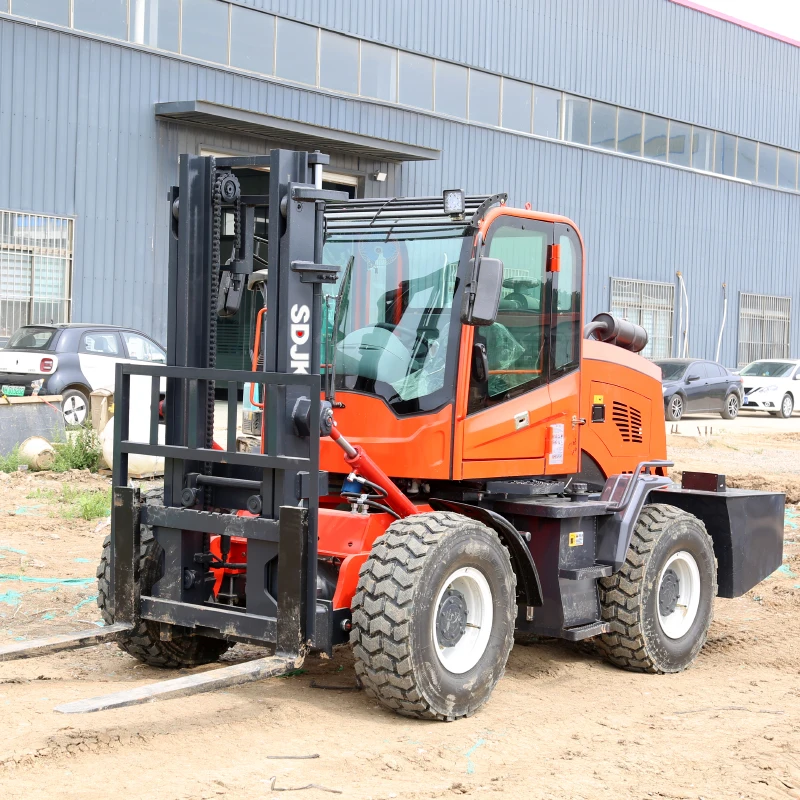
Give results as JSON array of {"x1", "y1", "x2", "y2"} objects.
[
  {"x1": 596, "y1": 504, "x2": 717, "y2": 674},
  {"x1": 350, "y1": 511, "x2": 516, "y2": 720}
]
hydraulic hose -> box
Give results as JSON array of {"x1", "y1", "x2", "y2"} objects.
[{"x1": 329, "y1": 425, "x2": 418, "y2": 518}]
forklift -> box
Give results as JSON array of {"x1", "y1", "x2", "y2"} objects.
[{"x1": 1, "y1": 149, "x2": 784, "y2": 721}]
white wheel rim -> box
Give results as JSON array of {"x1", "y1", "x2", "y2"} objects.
[
  {"x1": 671, "y1": 397, "x2": 682, "y2": 416},
  {"x1": 727, "y1": 396, "x2": 738, "y2": 416},
  {"x1": 783, "y1": 396, "x2": 793, "y2": 416},
  {"x1": 64, "y1": 395, "x2": 87, "y2": 425},
  {"x1": 657, "y1": 551, "x2": 701, "y2": 640},
  {"x1": 433, "y1": 567, "x2": 493, "y2": 674}
]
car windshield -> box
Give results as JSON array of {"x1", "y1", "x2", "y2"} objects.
[
  {"x1": 655, "y1": 361, "x2": 688, "y2": 381},
  {"x1": 322, "y1": 230, "x2": 469, "y2": 414},
  {"x1": 740, "y1": 361, "x2": 795, "y2": 378},
  {"x1": 7, "y1": 326, "x2": 57, "y2": 350}
]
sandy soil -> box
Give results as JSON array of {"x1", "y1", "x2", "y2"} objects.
[{"x1": 1, "y1": 434, "x2": 799, "y2": 800}]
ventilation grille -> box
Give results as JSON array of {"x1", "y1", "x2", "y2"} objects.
[{"x1": 613, "y1": 401, "x2": 643, "y2": 443}]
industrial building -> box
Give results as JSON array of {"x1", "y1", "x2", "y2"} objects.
[{"x1": 1, "y1": 0, "x2": 798, "y2": 369}]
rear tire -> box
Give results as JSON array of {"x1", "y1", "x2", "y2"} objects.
[
  {"x1": 779, "y1": 393, "x2": 794, "y2": 419},
  {"x1": 665, "y1": 395, "x2": 684, "y2": 421},
  {"x1": 96, "y1": 488, "x2": 231, "y2": 668},
  {"x1": 350, "y1": 511, "x2": 516, "y2": 720},
  {"x1": 62, "y1": 388, "x2": 90, "y2": 426},
  {"x1": 720, "y1": 393, "x2": 739, "y2": 420},
  {"x1": 596, "y1": 504, "x2": 716, "y2": 674}
]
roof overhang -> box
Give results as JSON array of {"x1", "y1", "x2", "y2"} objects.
[{"x1": 154, "y1": 100, "x2": 440, "y2": 163}]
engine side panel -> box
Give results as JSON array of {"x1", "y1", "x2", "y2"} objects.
[{"x1": 580, "y1": 339, "x2": 666, "y2": 478}]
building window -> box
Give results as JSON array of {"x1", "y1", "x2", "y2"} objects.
[
  {"x1": 469, "y1": 70, "x2": 500, "y2": 126},
  {"x1": 643, "y1": 115, "x2": 668, "y2": 162},
  {"x1": 563, "y1": 95, "x2": 589, "y2": 145},
  {"x1": 12, "y1": 0, "x2": 69, "y2": 26},
  {"x1": 360, "y1": 42, "x2": 397, "y2": 102},
  {"x1": 501, "y1": 78, "x2": 532, "y2": 133},
  {"x1": 399, "y1": 52, "x2": 433, "y2": 111},
  {"x1": 0, "y1": 210, "x2": 73, "y2": 338},
  {"x1": 129, "y1": 0, "x2": 179, "y2": 52},
  {"x1": 778, "y1": 149, "x2": 798, "y2": 191},
  {"x1": 714, "y1": 132, "x2": 737, "y2": 177},
  {"x1": 616, "y1": 109, "x2": 642, "y2": 156},
  {"x1": 275, "y1": 17, "x2": 317, "y2": 86},
  {"x1": 610, "y1": 278, "x2": 675, "y2": 360},
  {"x1": 74, "y1": 0, "x2": 127, "y2": 40},
  {"x1": 532, "y1": 86, "x2": 561, "y2": 139},
  {"x1": 758, "y1": 143, "x2": 778, "y2": 186},
  {"x1": 737, "y1": 138, "x2": 757, "y2": 182},
  {"x1": 737, "y1": 293, "x2": 791, "y2": 366},
  {"x1": 692, "y1": 128, "x2": 714, "y2": 171},
  {"x1": 320, "y1": 30, "x2": 358, "y2": 94},
  {"x1": 668, "y1": 121, "x2": 691, "y2": 167},
  {"x1": 230, "y1": 6, "x2": 274, "y2": 75},
  {"x1": 590, "y1": 102, "x2": 616, "y2": 151},
  {"x1": 181, "y1": 0, "x2": 228, "y2": 65},
  {"x1": 434, "y1": 62, "x2": 467, "y2": 119}
]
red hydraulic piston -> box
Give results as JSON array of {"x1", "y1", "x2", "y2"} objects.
[{"x1": 329, "y1": 425, "x2": 419, "y2": 518}]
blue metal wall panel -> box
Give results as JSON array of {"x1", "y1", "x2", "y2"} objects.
[
  {"x1": 1, "y1": 8, "x2": 800, "y2": 368},
  {"x1": 239, "y1": 0, "x2": 800, "y2": 149}
]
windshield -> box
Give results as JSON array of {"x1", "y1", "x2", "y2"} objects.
[
  {"x1": 322, "y1": 231, "x2": 469, "y2": 413},
  {"x1": 655, "y1": 361, "x2": 689, "y2": 381},
  {"x1": 740, "y1": 361, "x2": 795, "y2": 378},
  {"x1": 7, "y1": 326, "x2": 57, "y2": 350}
]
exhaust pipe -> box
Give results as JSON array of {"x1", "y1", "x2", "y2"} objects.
[{"x1": 584, "y1": 312, "x2": 648, "y2": 353}]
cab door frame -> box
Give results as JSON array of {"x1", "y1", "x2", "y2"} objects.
[{"x1": 452, "y1": 208, "x2": 585, "y2": 480}]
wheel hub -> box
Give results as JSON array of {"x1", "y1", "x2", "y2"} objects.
[
  {"x1": 658, "y1": 568, "x2": 680, "y2": 616},
  {"x1": 436, "y1": 588, "x2": 468, "y2": 648}
]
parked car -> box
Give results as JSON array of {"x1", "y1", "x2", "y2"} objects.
[
  {"x1": 738, "y1": 359, "x2": 800, "y2": 418},
  {"x1": 654, "y1": 358, "x2": 743, "y2": 421},
  {"x1": 0, "y1": 324, "x2": 165, "y2": 426}
]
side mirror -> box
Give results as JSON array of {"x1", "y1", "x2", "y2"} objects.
[
  {"x1": 686, "y1": 374, "x2": 699, "y2": 383},
  {"x1": 460, "y1": 257, "x2": 504, "y2": 326}
]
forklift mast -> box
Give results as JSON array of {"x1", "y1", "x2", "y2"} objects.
[{"x1": 111, "y1": 150, "x2": 347, "y2": 658}]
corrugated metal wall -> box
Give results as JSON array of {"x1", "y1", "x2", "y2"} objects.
[{"x1": 1, "y1": 2, "x2": 799, "y2": 367}]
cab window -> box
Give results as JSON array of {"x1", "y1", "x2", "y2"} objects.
[
  {"x1": 469, "y1": 217, "x2": 550, "y2": 412},
  {"x1": 552, "y1": 225, "x2": 582, "y2": 375}
]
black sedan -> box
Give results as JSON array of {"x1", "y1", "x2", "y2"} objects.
[{"x1": 654, "y1": 358, "x2": 744, "y2": 421}]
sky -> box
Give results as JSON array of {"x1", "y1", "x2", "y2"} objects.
[{"x1": 687, "y1": 0, "x2": 800, "y2": 42}]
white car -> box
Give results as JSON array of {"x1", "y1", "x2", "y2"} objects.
[{"x1": 739, "y1": 359, "x2": 800, "y2": 418}]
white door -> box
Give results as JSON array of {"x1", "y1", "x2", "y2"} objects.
[{"x1": 77, "y1": 330, "x2": 123, "y2": 391}]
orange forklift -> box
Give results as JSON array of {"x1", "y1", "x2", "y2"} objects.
[{"x1": 2, "y1": 150, "x2": 784, "y2": 721}]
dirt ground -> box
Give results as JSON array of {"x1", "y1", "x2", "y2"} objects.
[{"x1": 1, "y1": 429, "x2": 799, "y2": 800}]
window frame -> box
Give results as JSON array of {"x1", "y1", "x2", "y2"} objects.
[
  {"x1": 78, "y1": 329, "x2": 123, "y2": 357},
  {"x1": 468, "y1": 214, "x2": 554, "y2": 414}
]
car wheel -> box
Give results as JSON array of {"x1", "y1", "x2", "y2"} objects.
[
  {"x1": 62, "y1": 388, "x2": 90, "y2": 426},
  {"x1": 720, "y1": 393, "x2": 739, "y2": 420},
  {"x1": 665, "y1": 394, "x2": 684, "y2": 421},
  {"x1": 779, "y1": 393, "x2": 794, "y2": 419}
]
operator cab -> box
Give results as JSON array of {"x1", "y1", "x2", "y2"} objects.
[{"x1": 318, "y1": 194, "x2": 585, "y2": 481}]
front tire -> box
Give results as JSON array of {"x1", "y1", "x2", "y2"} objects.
[
  {"x1": 721, "y1": 393, "x2": 739, "y2": 420},
  {"x1": 779, "y1": 393, "x2": 794, "y2": 419},
  {"x1": 350, "y1": 511, "x2": 516, "y2": 720},
  {"x1": 597, "y1": 504, "x2": 717, "y2": 674},
  {"x1": 665, "y1": 394, "x2": 684, "y2": 421},
  {"x1": 97, "y1": 489, "x2": 231, "y2": 668}
]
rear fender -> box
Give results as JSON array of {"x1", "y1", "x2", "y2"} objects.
[{"x1": 429, "y1": 498, "x2": 543, "y2": 606}]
